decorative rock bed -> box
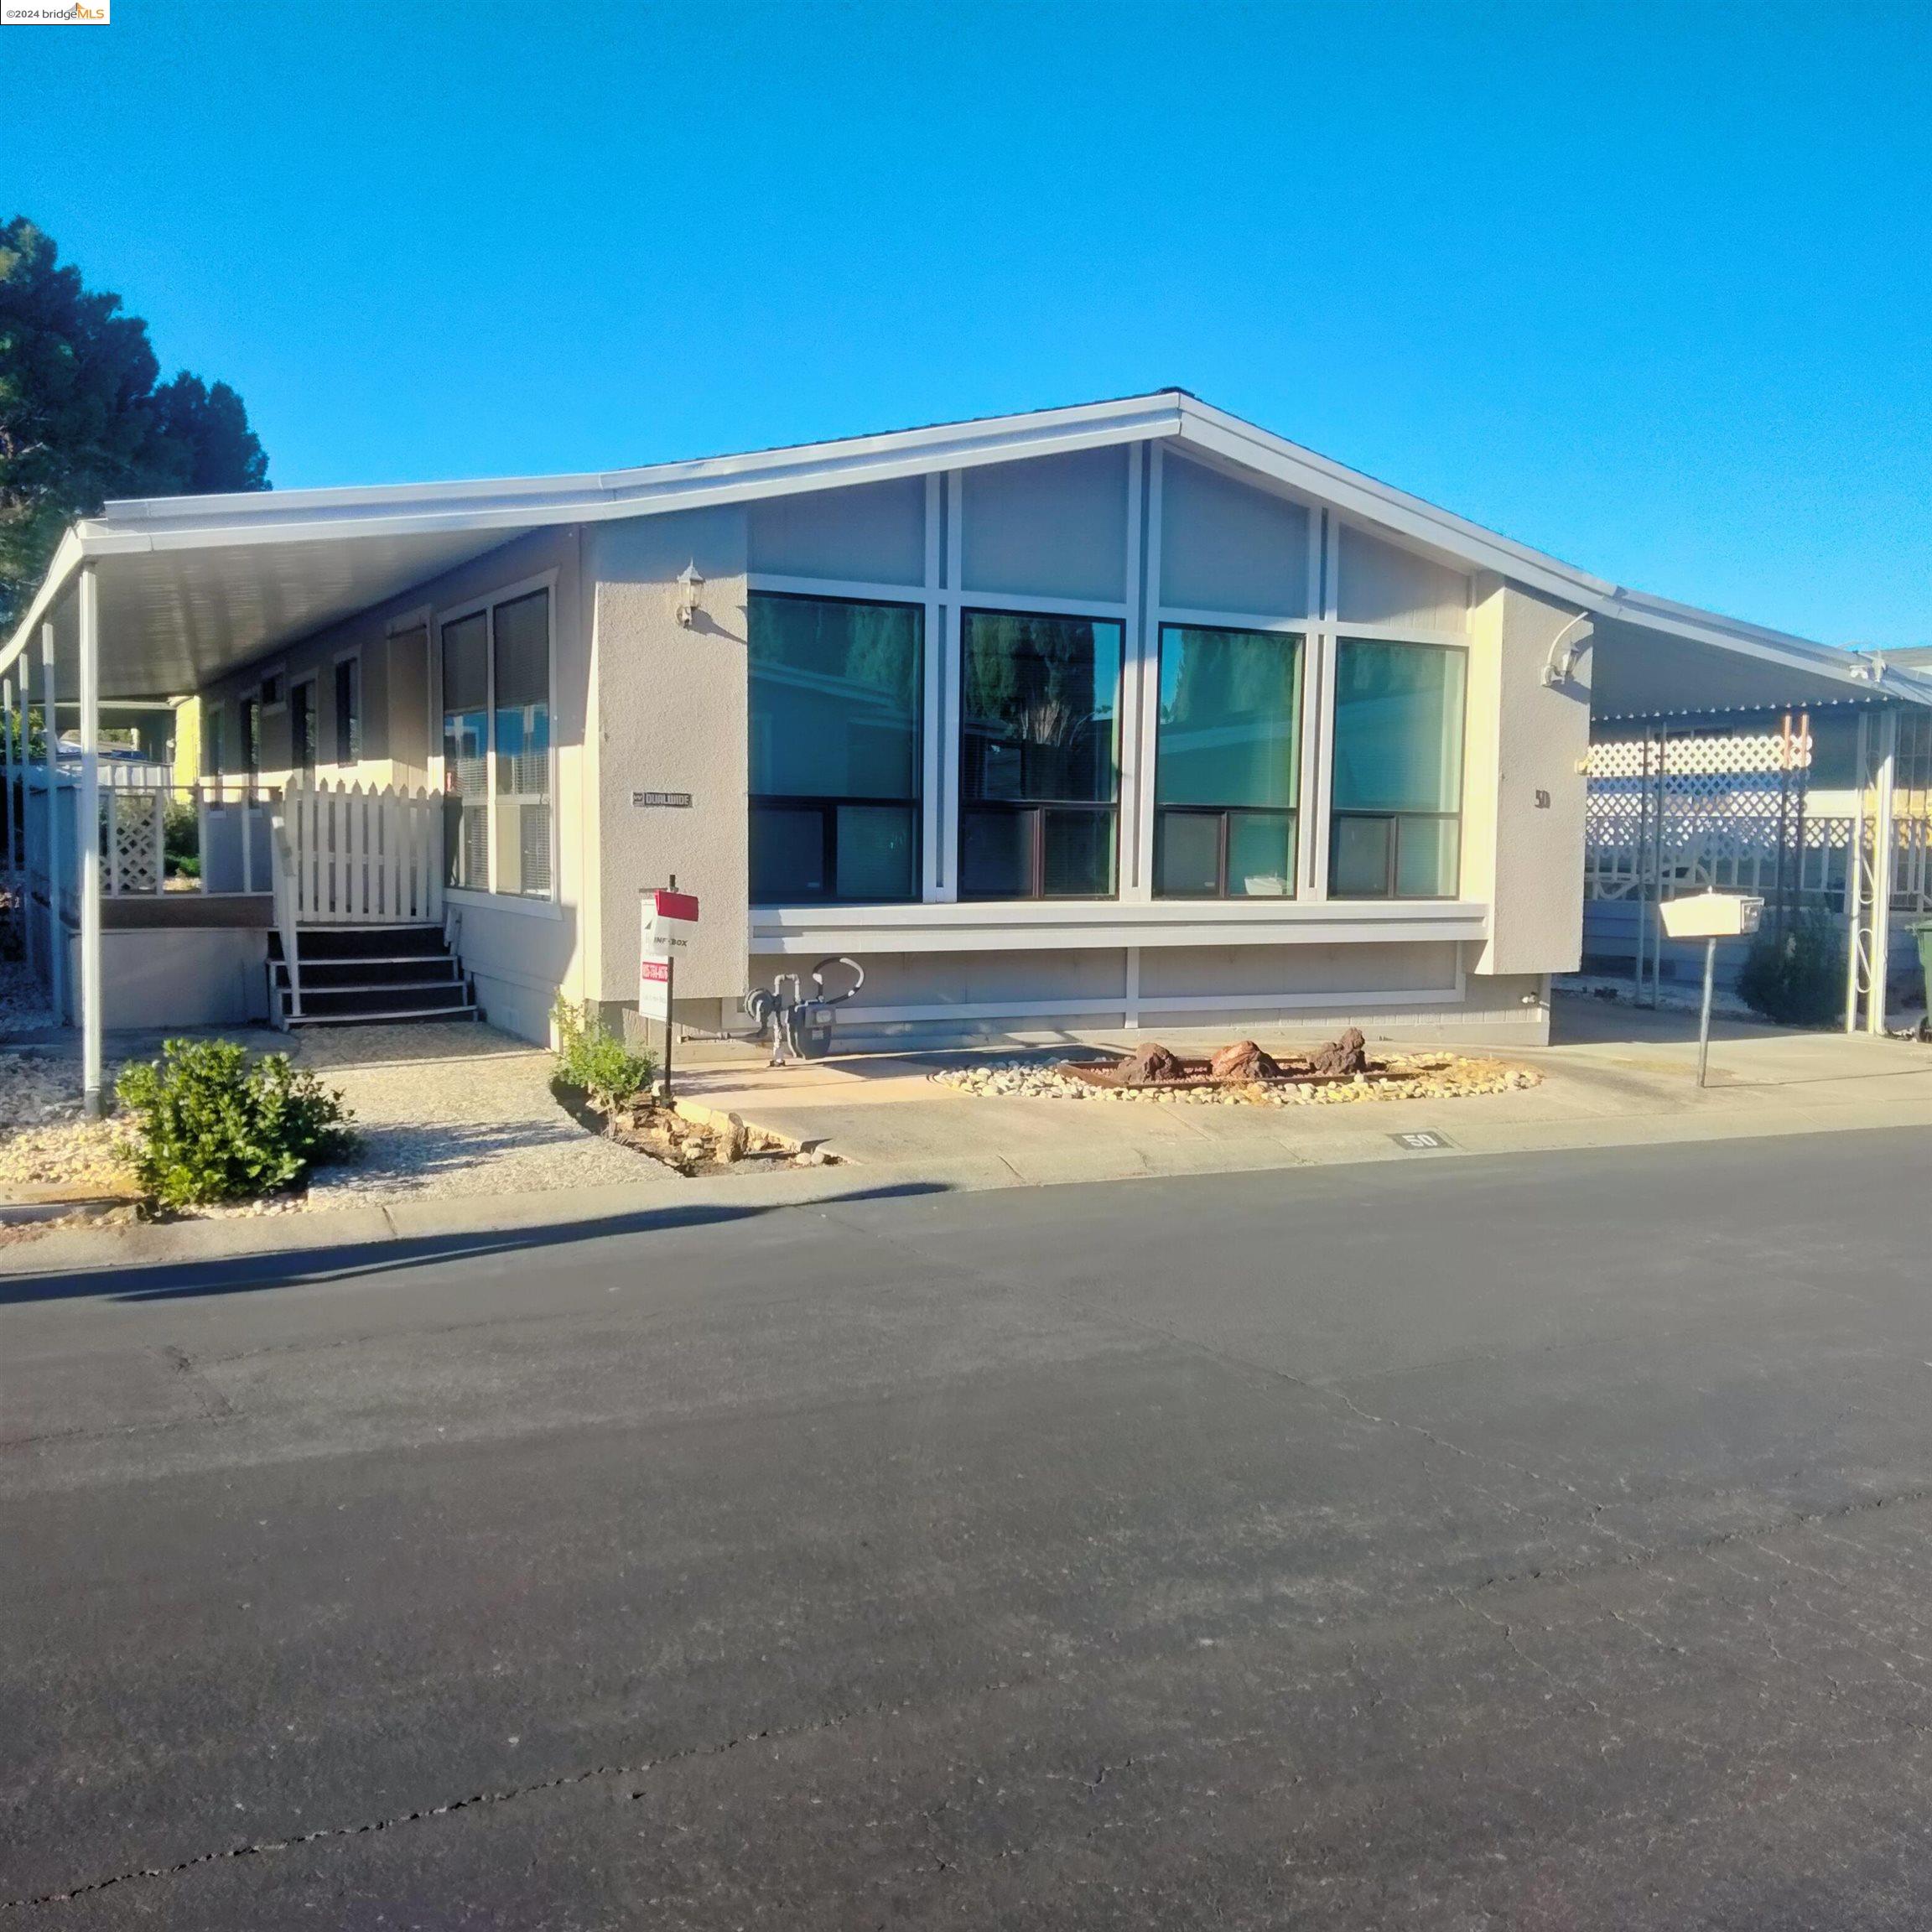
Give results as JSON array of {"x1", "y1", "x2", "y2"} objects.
[
  {"x1": 933, "y1": 1032, "x2": 1541, "y2": 1108},
  {"x1": 557, "y1": 1084, "x2": 839, "y2": 1179}
]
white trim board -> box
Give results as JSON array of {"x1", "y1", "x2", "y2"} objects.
[{"x1": 751, "y1": 896, "x2": 1488, "y2": 957}]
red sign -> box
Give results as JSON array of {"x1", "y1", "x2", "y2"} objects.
[
  {"x1": 653, "y1": 889, "x2": 700, "y2": 925},
  {"x1": 640, "y1": 960, "x2": 670, "y2": 984}
]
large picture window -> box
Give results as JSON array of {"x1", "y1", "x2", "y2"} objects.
[
  {"x1": 748, "y1": 593, "x2": 922, "y2": 903},
  {"x1": 1155, "y1": 625, "x2": 1301, "y2": 898},
  {"x1": 960, "y1": 610, "x2": 1122, "y2": 899},
  {"x1": 1328, "y1": 638, "x2": 1466, "y2": 898},
  {"x1": 440, "y1": 584, "x2": 552, "y2": 899}
]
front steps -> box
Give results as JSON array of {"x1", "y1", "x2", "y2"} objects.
[{"x1": 270, "y1": 924, "x2": 481, "y2": 1028}]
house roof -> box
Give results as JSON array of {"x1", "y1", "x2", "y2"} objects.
[{"x1": 4, "y1": 387, "x2": 1926, "y2": 709}]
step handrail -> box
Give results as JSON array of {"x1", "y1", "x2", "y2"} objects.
[{"x1": 267, "y1": 816, "x2": 302, "y2": 1025}]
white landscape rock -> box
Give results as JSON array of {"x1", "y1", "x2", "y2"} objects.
[{"x1": 932, "y1": 1052, "x2": 1540, "y2": 1108}]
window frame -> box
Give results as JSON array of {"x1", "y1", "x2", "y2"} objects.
[
  {"x1": 1152, "y1": 621, "x2": 1305, "y2": 901},
  {"x1": 431, "y1": 569, "x2": 560, "y2": 910},
  {"x1": 747, "y1": 589, "x2": 926, "y2": 907},
  {"x1": 957, "y1": 605, "x2": 1124, "y2": 902},
  {"x1": 1325, "y1": 635, "x2": 1468, "y2": 902}
]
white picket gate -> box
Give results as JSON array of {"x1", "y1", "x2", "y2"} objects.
[{"x1": 270, "y1": 781, "x2": 445, "y2": 926}]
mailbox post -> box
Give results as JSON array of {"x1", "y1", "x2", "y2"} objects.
[{"x1": 1658, "y1": 892, "x2": 1764, "y2": 1088}]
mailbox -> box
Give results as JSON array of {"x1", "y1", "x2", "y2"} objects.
[{"x1": 1659, "y1": 892, "x2": 1764, "y2": 941}]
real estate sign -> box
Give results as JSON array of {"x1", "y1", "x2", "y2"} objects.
[{"x1": 639, "y1": 888, "x2": 700, "y2": 1022}]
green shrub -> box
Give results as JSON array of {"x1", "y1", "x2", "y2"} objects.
[
  {"x1": 115, "y1": 1038, "x2": 357, "y2": 1209},
  {"x1": 1736, "y1": 911, "x2": 1843, "y2": 1027},
  {"x1": 552, "y1": 997, "x2": 655, "y2": 1113},
  {"x1": 163, "y1": 798, "x2": 200, "y2": 880}
]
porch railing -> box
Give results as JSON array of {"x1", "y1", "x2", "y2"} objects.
[{"x1": 269, "y1": 780, "x2": 445, "y2": 927}]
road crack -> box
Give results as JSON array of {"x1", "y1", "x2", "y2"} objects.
[{"x1": 1, "y1": 1676, "x2": 1015, "y2": 1913}]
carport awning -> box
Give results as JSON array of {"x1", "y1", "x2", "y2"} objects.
[
  {"x1": 4, "y1": 524, "x2": 538, "y2": 702},
  {"x1": 1587, "y1": 614, "x2": 1915, "y2": 719}
]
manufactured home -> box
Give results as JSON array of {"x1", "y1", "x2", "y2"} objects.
[{"x1": 4, "y1": 391, "x2": 1928, "y2": 1113}]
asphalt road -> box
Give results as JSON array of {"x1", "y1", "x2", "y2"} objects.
[{"x1": 5, "y1": 1131, "x2": 1932, "y2": 1929}]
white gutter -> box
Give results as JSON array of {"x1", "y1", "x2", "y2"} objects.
[{"x1": 0, "y1": 527, "x2": 83, "y2": 684}]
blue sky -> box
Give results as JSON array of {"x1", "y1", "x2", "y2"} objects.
[{"x1": 7, "y1": 0, "x2": 1928, "y2": 647}]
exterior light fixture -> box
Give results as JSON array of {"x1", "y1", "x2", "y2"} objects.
[{"x1": 674, "y1": 561, "x2": 704, "y2": 628}]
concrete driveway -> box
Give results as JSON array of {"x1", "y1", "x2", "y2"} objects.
[{"x1": 5, "y1": 1129, "x2": 1932, "y2": 1927}]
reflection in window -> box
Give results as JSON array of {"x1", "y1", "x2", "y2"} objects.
[
  {"x1": 334, "y1": 657, "x2": 361, "y2": 766},
  {"x1": 1155, "y1": 625, "x2": 1301, "y2": 898},
  {"x1": 493, "y1": 590, "x2": 551, "y2": 898},
  {"x1": 1328, "y1": 638, "x2": 1466, "y2": 898},
  {"x1": 748, "y1": 593, "x2": 922, "y2": 903},
  {"x1": 440, "y1": 611, "x2": 489, "y2": 891},
  {"x1": 960, "y1": 611, "x2": 1121, "y2": 898},
  {"x1": 438, "y1": 591, "x2": 553, "y2": 898},
  {"x1": 290, "y1": 681, "x2": 317, "y2": 781}
]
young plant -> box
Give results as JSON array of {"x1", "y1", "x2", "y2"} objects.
[
  {"x1": 115, "y1": 1037, "x2": 357, "y2": 1209},
  {"x1": 551, "y1": 997, "x2": 655, "y2": 1114}
]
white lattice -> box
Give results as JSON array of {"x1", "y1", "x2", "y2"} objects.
[
  {"x1": 105, "y1": 791, "x2": 164, "y2": 895},
  {"x1": 1586, "y1": 730, "x2": 1810, "y2": 781}
]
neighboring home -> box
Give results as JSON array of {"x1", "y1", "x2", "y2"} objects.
[{"x1": 3, "y1": 390, "x2": 1929, "y2": 1114}]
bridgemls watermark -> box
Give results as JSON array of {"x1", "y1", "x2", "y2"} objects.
[{"x1": 2, "y1": 0, "x2": 109, "y2": 21}]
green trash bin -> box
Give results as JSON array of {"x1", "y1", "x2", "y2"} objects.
[{"x1": 1908, "y1": 919, "x2": 1932, "y2": 1039}]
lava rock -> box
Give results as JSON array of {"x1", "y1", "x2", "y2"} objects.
[
  {"x1": 1118, "y1": 1041, "x2": 1186, "y2": 1087},
  {"x1": 1308, "y1": 1027, "x2": 1369, "y2": 1078},
  {"x1": 1208, "y1": 1039, "x2": 1281, "y2": 1084}
]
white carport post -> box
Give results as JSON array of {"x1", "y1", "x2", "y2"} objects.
[
  {"x1": 1, "y1": 671, "x2": 14, "y2": 899},
  {"x1": 40, "y1": 621, "x2": 63, "y2": 1023},
  {"x1": 77, "y1": 566, "x2": 105, "y2": 1117},
  {"x1": 1867, "y1": 709, "x2": 1898, "y2": 1037}
]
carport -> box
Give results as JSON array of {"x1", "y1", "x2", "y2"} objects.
[{"x1": 1581, "y1": 604, "x2": 1932, "y2": 1032}]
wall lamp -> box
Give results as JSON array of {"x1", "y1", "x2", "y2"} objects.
[
  {"x1": 1540, "y1": 615, "x2": 1594, "y2": 688},
  {"x1": 674, "y1": 561, "x2": 705, "y2": 628}
]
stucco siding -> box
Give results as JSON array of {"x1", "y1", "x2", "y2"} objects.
[
  {"x1": 588, "y1": 506, "x2": 750, "y2": 1009},
  {"x1": 1467, "y1": 577, "x2": 1591, "y2": 977}
]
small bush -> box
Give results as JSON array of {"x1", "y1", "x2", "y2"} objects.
[
  {"x1": 163, "y1": 799, "x2": 200, "y2": 880},
  {"x1": 1736, "y1": 911, "x2": 1843, "y2": 1027},
  {"x1": 115, "y1": 1038, "x2": 357, "y2": 1209},
  {"x1": 552, "y1": 997, "x2": 654, "y2": 1113}
]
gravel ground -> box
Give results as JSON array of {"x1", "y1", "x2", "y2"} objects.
[
  {"x1": 933, "y1": 1051, "x2": 1541, "y2": 1105},
  {"x1": 297, "y1": 1022, "x2": 661, "y2": 1206},
  {"x1": 0, "y1": 953, "x2": 53, "y2": 1038},
  {"x1": 3, "y1": 1001, "x2": 660, "y2": 1225}
]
